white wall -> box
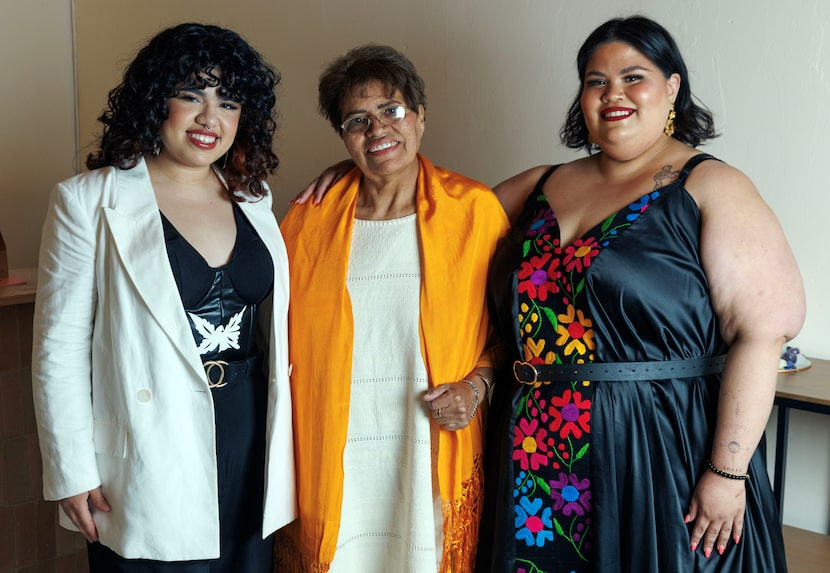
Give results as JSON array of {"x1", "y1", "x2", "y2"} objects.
[
  {"x1": 0, "y1": 0, "x2": 76, "y2": 268},
  {"x1": 2, "y1": 0, "x2": 828, "y2": 534}
]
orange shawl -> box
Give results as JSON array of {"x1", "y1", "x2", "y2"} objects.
[{"x1": 276, "y1": 155, "x2": 509, "y2": 572}]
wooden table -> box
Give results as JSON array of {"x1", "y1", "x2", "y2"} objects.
[
  {"x1": 774, "y1": 357, "x2": 830, "y2": 516},
  {"x1": 774, "y1": 358, "x2": 830, "y2": 572},
  {"x1": 0, "y1": 266, "x2": 37, "y2": 307}
]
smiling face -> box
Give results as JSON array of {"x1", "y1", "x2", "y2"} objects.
[
  {"x1": 157, "y1": 78, "x2": 241, "y2": 171},
  {"x1": 580, "y1": 41, "x2": 679, "y2": 160},
  {"x1": 339, "y1": 80, "x2": 425, "y2": 183}
]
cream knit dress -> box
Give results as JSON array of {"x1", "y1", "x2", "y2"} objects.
[{"x1": 330, "y1": 215, "x2": 442, "y2": 572}]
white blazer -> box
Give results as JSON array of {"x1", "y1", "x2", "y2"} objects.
[{"x1": 31, "y1": 158, "x2": 296, "y2": 560}]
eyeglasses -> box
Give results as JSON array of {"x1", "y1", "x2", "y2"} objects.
[{"x1": 340, "y1": 105, "x2": 408, "y2": 135}]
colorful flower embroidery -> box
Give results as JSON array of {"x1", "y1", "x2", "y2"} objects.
[
  {"x1": 511, "y1": 185, "x2": 663, "y2": 571},
  {"x1": 550, "y1": 472, "x2": 592, "y2": 516},
  {"x1": 518, "y1": 253, "x2": 561, "y2": 301},
  {"x1": 515, "y1": 496, "x2": 554, "y2": 547},
  {"x1": 528, "y1": 389, "x2": 550, "y2": 424},
  {"x1": 555, "y1": 305, "x2": 595, "y2": 357},
  {"x1": 626, "y1": 191, "x2": 661, "y2": 221},
  {"x1": 513, "y1": 418, "x2": 552, "y2": 471},
  {"x1": 549, "y1": 390, "x2": 591, "y2": 440},
  {"x1": 523, "y1": 337, "x2": 557, "y2": 367},
  {"x1": 534, "y1": 233, "x2": 556, "y2": 254},
  {"x1": 526, "y1": 208, "x2": 557, "y2": 238},
  {"x1": 563, "y1": 238, "x2": 599, "y2": 273},
  {"x1": 518, "y1": 303, "x2": 541, "y2": 337}
]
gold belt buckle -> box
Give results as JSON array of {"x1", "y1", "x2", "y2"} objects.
[
  {"x1": 203, "y1": 360, "x2": 229, "y2": 388},
  {"x1": 513, "y1": 360, "x2": 539, "y2": 385}
]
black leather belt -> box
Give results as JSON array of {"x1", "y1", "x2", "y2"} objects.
[
  {"x1": 513, "y1": 355, "x2": 727, "y2": 384},
  {"x1": 203, "y1": 355, "x2": 263, "y2": 389}
]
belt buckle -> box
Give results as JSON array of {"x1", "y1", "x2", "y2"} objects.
[
  {"x1": 513, "y1": 360, "x2": 539, "y2": 385},
  {"x1": 203, "y1": 360, "x2": 229, "y2": 388}
]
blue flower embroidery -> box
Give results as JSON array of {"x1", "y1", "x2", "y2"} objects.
[
  {"x1": 625, "y1": 191, "x2": 661, "y2": 221},
  {"x1": 515, "y1": 496, "x2": 554, "y2": 547}
]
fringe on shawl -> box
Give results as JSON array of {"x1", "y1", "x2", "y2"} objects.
[
  {"x1": 273, "y1": 455, "x2": 484, "y2": 573},
  {"x1": 273, "y1": 522, "x2": 331, "y2": 573},
  {"x1": 439, "y1": 453, "x2": 485, "y2": 573}
]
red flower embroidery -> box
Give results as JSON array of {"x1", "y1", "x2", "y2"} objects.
[
  {"x1": 518, "y1": 253, "x2": 561, "y2": 301},
  {"x1": 513, "y1": 418, "x2": 551, "y2": 470},
  {"x1": 563, "y1": 238, "x2": 599, "y2": 273},
  {"x1": 549, "y1": 390, "x2": 591, "y2": 439}
]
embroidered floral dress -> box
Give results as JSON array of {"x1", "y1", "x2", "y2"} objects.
[
  {"x1": 509, "y1": 182, "x2": 599, "y2": 573},
  {"x1": 478, "y1": 155, "x2": 788, "y2": 573}
]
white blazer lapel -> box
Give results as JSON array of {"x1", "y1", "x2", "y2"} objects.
[
  {"x1": 237, "y1": 193, "x2": 289, "y2": 308},
  {"x1": 102, "y1": 158, "x2": 204, "y2": 378}
]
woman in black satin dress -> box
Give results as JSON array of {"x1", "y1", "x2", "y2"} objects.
[
  {"x1": 476, "y1": 16, "x2": 804, "y2": 573},
  {"x1": 32, "y1": 23, "x2": 295, "y2": 572}
]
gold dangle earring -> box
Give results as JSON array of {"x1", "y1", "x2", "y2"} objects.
[{"x1": 664, "y1": 105, "x2": 676, "y2": 137}]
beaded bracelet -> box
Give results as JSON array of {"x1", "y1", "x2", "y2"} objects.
[
  {"x1": 707, "y1": 460, "x2": 750, "y2": 481},
  {"x1": 478, "y1": 373, "x2": 493, "y2": 400},
  {"x1": 463, "y1": 379, "x2": 480, "y2": 420}
]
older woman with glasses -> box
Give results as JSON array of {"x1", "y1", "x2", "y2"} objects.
[{"x1": 274, "y1": 44, "x2": 509, "y2": 573}]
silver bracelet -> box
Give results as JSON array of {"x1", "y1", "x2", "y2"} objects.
[
  {"x1": 462, "y1": 379, "x2": 480, "y2": 420},
  {"x1": 478, "y1": 373, "x2": 493, "y2": 399}
]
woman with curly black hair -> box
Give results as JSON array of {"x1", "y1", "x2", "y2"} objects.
[{"x1": 32, "y1": 23, "x2": 295, "y2": 572}]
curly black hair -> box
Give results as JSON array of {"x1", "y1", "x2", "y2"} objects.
[
  {"x1": 86, "y1": 23, "x2": 280, "y2": 197},
  {"x1": 318, "y1": 44, "x2": 427, "y2": 134},
  {"x1": 560, "y1": 16, "x2": 717, "y2": 153}
]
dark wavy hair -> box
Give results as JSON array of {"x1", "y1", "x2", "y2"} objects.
[
  {"x1": 318, "y1": 44, "x2": 427, "y2": 133},
  {"x1": 86, "y1": 23, "x2": 280, "y2": 197},
  {"x1": 560, "y1": 16, "x2": 717, "y2": 152}
]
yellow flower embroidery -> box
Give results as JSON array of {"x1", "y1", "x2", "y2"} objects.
[{"x1": 555, "y1": 305, "x2": 595, "y2": 357}]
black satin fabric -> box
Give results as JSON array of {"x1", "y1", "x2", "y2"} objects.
[
  {"x1": 162, "y1": 205, "x2": 273, "y2": 364},
  {"x1": 478, "y1": 155, "x2": 787, "y2": 572}
]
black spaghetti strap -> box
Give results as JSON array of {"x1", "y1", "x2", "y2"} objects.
[
  {"x1": 534, "y1": 165, "x2": 559, "y2": 190},
  {"x1": 677, "y1": 153, "x2": 720, "y2": 183},
  {"x1": 513, "y1": 165, "x2": 560, "y2": 231}
]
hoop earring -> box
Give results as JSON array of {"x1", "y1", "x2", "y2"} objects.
[{"x1": 664, "y1": 105, "x2": 676, "y2": 137}]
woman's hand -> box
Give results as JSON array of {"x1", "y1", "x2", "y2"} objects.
[
  {"x1": 685, "y1": 470, "x2": 746, "y2": 557},
  {"x1": 292, "y1": 159, "x2": 355, "y2": 205},
  {"x1": 423, "y1": 378, "x2": 484, "y2": 431},
  {"x1": 58, "y1": 486, "x2": 111, "y2": 542}
]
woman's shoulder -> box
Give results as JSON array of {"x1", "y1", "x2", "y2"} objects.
[
  {"x1": 427, "y1": 162, "x2": 502, "y2": 207},
  {"x1": 58, "y1": 157, "x2": 154, "y2": 195},
  {"x1": 58, "y1": 164, "x2": 118, "y2": 190},
  {"x1": 493, "y1": 164, "x2": 558, "y2": 224},
  {"x1": 683, "y1": 154, "x2": 758, "y2": 204},
  {"x1": 51, "y1": 165, "x2": 127, "y2": 213},
  {"x1": 494, "y1": 164, "x2": 555, "y2": 192},
  {"x1": 427, "y1": 160, "x2": 490, "y2": 191}
]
